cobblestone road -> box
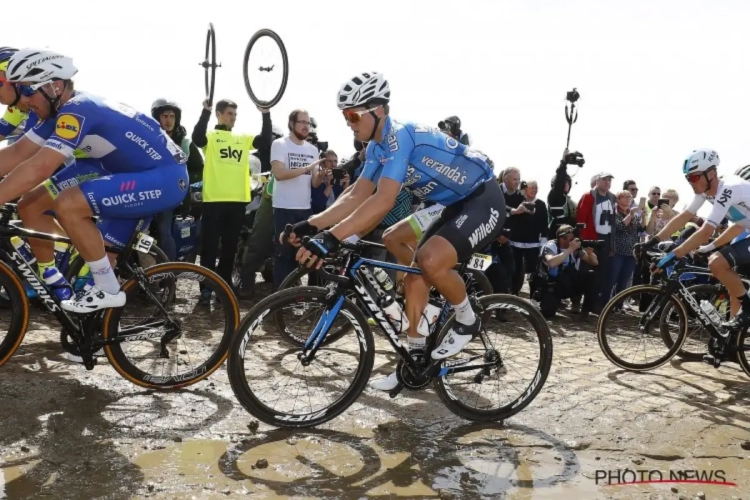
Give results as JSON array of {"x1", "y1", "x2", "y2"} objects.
[{"x1": 1, "y1": 294, "x2": 749, "y2": 499}]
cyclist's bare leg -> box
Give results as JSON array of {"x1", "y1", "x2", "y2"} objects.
[
  {"x1": 415, "y1": 235, "x2": 464, "y2": 304},
  {"x1": 17, "y1": 185, "x2": 64, "y2": 264},
  {"x1": 403, "y1": 271, "x2": 429, "y2": 339},
  {"x1": 709, "y1": 252, "x2": 743, "y2": 317},
  {"x1": 383, "y1": 220, "x2": 418, "y2": 265}
]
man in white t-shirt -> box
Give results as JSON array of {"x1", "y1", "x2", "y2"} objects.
[{"x1": 270, "y1": 109, "x2": 325, "y2": 287}]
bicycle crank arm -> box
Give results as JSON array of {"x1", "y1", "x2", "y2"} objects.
[{"x1": 388, "y1": 382, "x2": 404, "y2": 399}]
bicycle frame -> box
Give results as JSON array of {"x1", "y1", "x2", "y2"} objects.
[
  {"x1": 0, "y1": 211, "x2": 174, "y2": 353},
  {"x1": 297, "y1": 241, "x2": 497, "y2": 380}
]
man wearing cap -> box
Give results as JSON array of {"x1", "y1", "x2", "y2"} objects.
[
  {"x1": 532, "y1": 224, "x2": 599, "y2": 319},
  {"x1": 576, "y1": 172, "x2": 617, "y2": 311}
]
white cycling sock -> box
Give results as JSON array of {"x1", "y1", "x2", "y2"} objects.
[
  {"x1": 453, "y1": 296, "x2": 476, "y2": 326},
  {"x1": 407, "y1": 336, "x2": 426, "y2": 351},
  {"x1": 88, "y1": 256, "x2": 120, "y2": 295}
]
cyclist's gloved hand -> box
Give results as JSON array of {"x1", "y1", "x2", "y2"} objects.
[
  {"x1": 656, "y1": 250, "x2": 677, "y2": 269},
  {"x1": 282, "y1": 220, "x2": 319, "y2": 247},
  {"x1": 634, "y1": 235, "x2": 660, "y2": 258},
  {"x1": 298, "y1": 231, "x2": 340, "y2": 269}
]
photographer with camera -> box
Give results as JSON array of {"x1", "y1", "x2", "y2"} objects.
[
  {"x1": 438, "y1": 116, "x2": 470, "y2": 145},
  {"x1": 509, "y1": 180, "x2": 548, "y2": 295},
  {"x1": 547, "y1": 149, "x2": 582, "y2": 239},
  {"x1": 576, "y1": 172, "x2": 617, "y2": 311},
  {"x1": 532, "y1": 224, "x2": 599, "y2": 319}
]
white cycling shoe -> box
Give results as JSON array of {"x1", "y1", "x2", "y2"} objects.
[
  {"x1": 61, "y1": 286, "x2": 126, "y2": 313},
  {"x1": 431, "y1": 316, "x2": 480, "y2": 360},
  {"x1": 370, "y1": 372, "x2": 399, "y2": 391},
  {"x1": 64, "y1": 349, "x2": 106, "y2": 364}
]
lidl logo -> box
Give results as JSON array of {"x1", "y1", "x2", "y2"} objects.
[{"x1": 55, "y1": 114, "x2": 82, "y2": 141}]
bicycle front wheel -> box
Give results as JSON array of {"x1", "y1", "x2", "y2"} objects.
[
  {"x1": 598, "y1": 284, "x2": 688, "y2": 371},
  {"x1": 228, "y1": 286, "x2": 374, "y2": 428},
  {"x1": 101, "y1": 262, "x2": 240, "y2": 389}
]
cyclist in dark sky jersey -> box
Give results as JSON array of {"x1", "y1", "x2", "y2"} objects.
[{"x1": 0, "y1": 48, "x2": 188, "y2": 312}]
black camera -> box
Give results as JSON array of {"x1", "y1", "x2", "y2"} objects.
[
  {"x1": 573, "y1": 223, "x2": 605, "y2": 249},
  {"x1": 564, "y1": 151, "x2": 585, "y2": 167},
  {"x1": 332, "y1": 168, "x2": 345, "y2": 180},
  {"x1": 566, "y1": 88, "x2": 580, "y2": 103}
]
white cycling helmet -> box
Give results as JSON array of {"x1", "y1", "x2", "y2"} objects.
[
  {"x1": 337, "y1": 72, "x2": 390, "y2": 110},
  {"x1": 683, "y1": 148, "x2": 720, "y2": 175},
  {"x1": 735, "y1": 164, "x2": 750, "y2": 181},
  {"x1": 5, "y1": 48, "x2": 77, "y2": 84}
]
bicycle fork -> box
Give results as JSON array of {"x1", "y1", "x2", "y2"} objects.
[{"x1": 298, "y1": 291, "x2": 346, "y2": 366}]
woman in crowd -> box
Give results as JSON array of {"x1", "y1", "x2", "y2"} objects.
[
  {"x1": 606, "y1": 190, "x2": 645, "y2": 309},
  {"x1": 509, "y1": 180, "x2": 548, "y2": 296},
  {"x1": 645, "y1": 188, "x2": 680, "y2": 237}
]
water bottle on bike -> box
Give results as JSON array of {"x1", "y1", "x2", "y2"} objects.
[
  {"x1": 699, "y1": 300, "x2": 723, "y2": 327},
  {"x1": 42, "y1": 268, "x2": 73, "y2": 301},
  {"x1": 11, "y1": 236, "x2": 38, "y2": 299}
]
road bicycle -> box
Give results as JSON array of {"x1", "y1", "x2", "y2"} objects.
[
  {"x1": 0, "y1": 203, "x2": 240, "y2": 389},
  {"x1": 228, "y1": 238, "x2": 552, "y2": 428},
  {"x1": 597, "y1": 250, "x2": 750, "y2": 377}
]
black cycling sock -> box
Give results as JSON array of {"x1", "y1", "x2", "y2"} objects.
[{"x1": 740, "y1": 294, "x2": 750, "y2": 313}]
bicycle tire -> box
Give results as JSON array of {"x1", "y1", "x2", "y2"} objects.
[
  {"x1": 597, "y1": 284, "x2": 688, "y2": 371},
  {"x1": 275, "y1": 263, "x2": 353, "y2": 346},
  {"x1": 204, "y1": 22, "x2": 217, "y2": 106},
  {"x1": 101, "y1": 262, "x2": 240, "y2": 389},
  {"x1": 0, "y1": 260, "x2": 30, "y2": 367},
  {"x1": 464, "y1": 268, "x2": 493, "y2": 296},
  {"x1": 433, "y1": 294, "x2": 553, "y2": 421},
  {"x1": 659, "y1": 283, "x2": 720, "y2": 361},
  {"x1": 227, "y1": 286, "x2": 375, "y2": 428},
  {"x1": 243, "y1": 29, "x2": 289, "y2": 108},
  {"x1": 734, "y1": 327, "x2": 750, "y2": 378}
]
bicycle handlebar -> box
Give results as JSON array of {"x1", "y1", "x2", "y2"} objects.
[{"x1": 283, "y1": 223, "x2": 386, "y2": 252}]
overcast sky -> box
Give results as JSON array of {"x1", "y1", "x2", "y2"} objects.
[{"x1": 6, "y1": 0, "x2": 750, "y2": 216}]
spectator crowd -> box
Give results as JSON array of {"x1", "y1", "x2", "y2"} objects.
[{"x1": 128, "y1": 96, "x2": 705, "y2": 320}]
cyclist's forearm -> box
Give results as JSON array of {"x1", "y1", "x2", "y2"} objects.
[
  {"x1": 329, "y1": 192, "x2": 392, "y2": 241},
  {"x1": 674, "y1": 224, "x2": 713, "y2": 258},
  {"x1": 709, "y1": 223, "x2": 744, "y2": 249},
  {"x1": 546, "y1": 250, "x2": 572, "y2": 269},
  {"x1": 310, "y1": 190, "x2": 366, "y2": 229},
  {"x1": 655, "y1": 211, "x2": 691, "y2": 241}
]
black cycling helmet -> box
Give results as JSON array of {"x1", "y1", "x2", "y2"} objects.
[{"x1": 151, "y1": 98, "x2": 182, "y2": 126}]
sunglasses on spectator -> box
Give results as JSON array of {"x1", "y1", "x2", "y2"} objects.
[
  {"x1": 650, "y1": 191, "x2": 661, "y2": 196},
  {"x1": 342, "y1": 106, "x2": 380, "y2": 124},
  {"x1": 628, "y1": 187, "x2": 638, "y2": 192}
]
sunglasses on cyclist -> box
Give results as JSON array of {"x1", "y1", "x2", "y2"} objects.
[
  {"x1": 685, "y1": 172, "x2": 703, "y2": 184},
  {"x1": 342, "y1": 106, "x2": 380, "y2": 124}
]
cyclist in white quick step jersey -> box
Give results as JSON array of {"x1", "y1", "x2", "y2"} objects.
[{"x1": 638, "y1": 149, "x2": 750, "y2": 328}]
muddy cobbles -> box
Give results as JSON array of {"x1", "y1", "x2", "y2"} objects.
[{"x1": 2, "y1": 290, "x2": 750, "y2": 499}]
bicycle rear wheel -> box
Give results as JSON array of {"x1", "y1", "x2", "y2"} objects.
[
  {"x1": 0, "y1": 260, "x2": 29, "y2": 367},
  {"x1": 433, "y1": 294, "x2": 552, "y2": 421},
  {"x1": 101, "y1": 262, "x2": 239, "y2": 389},
  {"x1": 598, "y1": 284, "x2": 688, "y2": 370},
  {"x1": 228, "y1": 286, "x2": 374, "y2": 428},
  {"x1": 660, "y1": 283, "x2": 722, "y2": 361}
]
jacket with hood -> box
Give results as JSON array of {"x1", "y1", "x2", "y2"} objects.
[{"x1": 576, "y1": 188, "x2": 617, "y2": 241}]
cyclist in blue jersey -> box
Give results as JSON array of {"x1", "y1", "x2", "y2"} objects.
[
  {"x1": 0, "y1": 48, "x2": 188, "y2": 312},
  {"x1": 287, "y1": 72, "x2": 506, "y2": 373}
]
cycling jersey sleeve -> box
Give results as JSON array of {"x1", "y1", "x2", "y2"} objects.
[
  {"x1": 24, "y1": 118, "x2": 55, "y2": 147},
  {"x1": 0, "y1": 106, "x2": 27, "y2": 137},
  {"x1": 684, "y1": 194, "x2": 705, "y2": 216},
  {"x1": 360, "y1": 130, "x2": 411, "y2": 184},
  {"x1": 44, "y1": 109, "x2": 92, "y2": 157}
]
